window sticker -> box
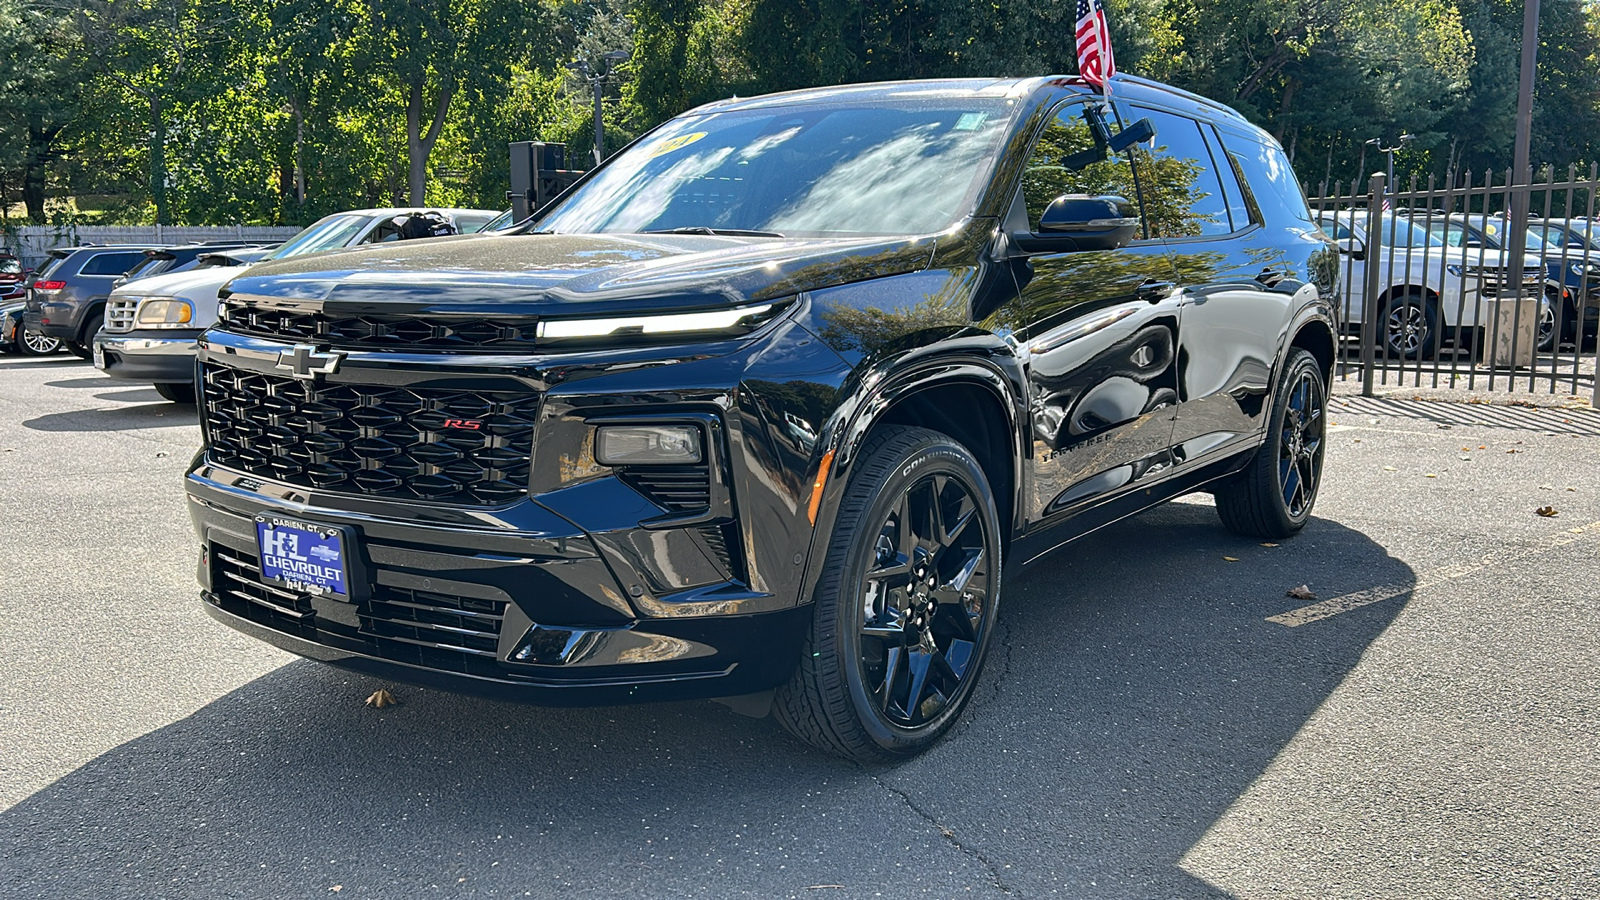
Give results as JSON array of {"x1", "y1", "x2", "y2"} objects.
[
  {"x1": 953, "y1": 113, "x2": 989, "y2": 132},
  {"x1": 651, "y1": 132, "x2": 708, "y2": 157}
]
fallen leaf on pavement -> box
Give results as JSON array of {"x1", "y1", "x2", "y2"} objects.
[
  {"x1": 1383, "y1": 465, "x2": 1397, "y2": 471},
  {"x1": 1286, "y1": 584, "x2": 1317, "y2": 600},
  {"x1": 1260, "y1": 542, "x2": 1279, "y2": 547},
  {"x1": 365, "y1": 689, "x2": 398, "y2": 708},
  {"x1": 1507, "y1": 449, "x2": 1519, "y2": 454},
  {"x1": 1425, "y1": 473, "x2": 1438, "y2": 478},
  {"x1": 1536, "y1": 506, "x2": 1558, "y2": 517},
  {"x1": 1223, "y1": 556, "x2": 1239, "y2": 562}
]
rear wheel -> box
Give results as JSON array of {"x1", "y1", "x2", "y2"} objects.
[
  {"x1": 1537, "y1": 286, "x2": 1572, "y2": 352},
  {"x1": 153, "y1": 381, "x2": 196, "y2": 404},
  {"x1": 1215, "y1": 348, "x2": 1326, "y2": 539},
  {"x1": 17, "y1": 329, "x2": 61, "y2": 356},
  {"x1": 67, "y1": 316, "x2": 103, "y2": 360},
  {"x1": 774, "y1": 426, "x2": 1002, "y2": 762}
]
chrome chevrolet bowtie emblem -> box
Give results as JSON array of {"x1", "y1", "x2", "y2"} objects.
[{"x1": 275, "y1": 343, "x2": 344, "y2": 381}]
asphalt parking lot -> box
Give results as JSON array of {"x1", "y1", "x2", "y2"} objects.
[{"x1": 2, "y1": 355, "x2": 1597, "y2": 899}]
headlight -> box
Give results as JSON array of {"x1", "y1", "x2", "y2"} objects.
[
  {"x1": 536, "y1": 303, "x2": 783, "y2": 343},
  {"x1": 135, "y1": 298, "x2": 194, "y2": 327},
  {"x1": 595, "y1": 424, "x2": 703, "y2": 465},
  {"x1": 1571, "y1": 262, "x2": 1600, "y2": 276}
]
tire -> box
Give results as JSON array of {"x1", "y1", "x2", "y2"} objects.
[
  {"x1": 67, "y1": 315, "x2": 104, "y2": 360},
  {"x1": 153, "y1": 381, "x2": 196, "y2": 404},
  {"x1": 1214, "y1": 348, "x2": 1327, "y2": 539},
  {"x1": 16, "y1": 329, "x2": 62, "y2": 356},
  {"x1": 774, "y1": 425, "x2": 1003, "y2": 762},
  {"x1": 1383, "y1": 291, "x2": 1438, "y2": 359},
  {"x1": 1537, "y1": 286, "x2": 1573, "y2": 353}
]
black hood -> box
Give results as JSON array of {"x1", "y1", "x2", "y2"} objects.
[{"x1": 221, "y1": 232, "x2": 940, "y2": 317}]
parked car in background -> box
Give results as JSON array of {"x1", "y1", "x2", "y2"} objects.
[
  {"x1": 96, "y1": 208, "x2": 498, "y2": 401},
  {"x1": 111, "y1": 243, "x2": 257, "y2": 291},
  {"x1": 1, "y1": 253, "x2": 26, "y2": 301},
  {"x1": 1409, "y1": 213, "x2": 1600, "y2": 350},
  {"x1": 1, "y1": 300, "x2": 63, "y2": 355},
  {"x1": 185, "y1": 75, "x2": 1338, "y2": 761},
  {"x1": 22, "y1": 245, "x2": 158, "y2": 358},
  {"x1": 1315, "y1": 210, "x2": 1543, "y2": 358}
]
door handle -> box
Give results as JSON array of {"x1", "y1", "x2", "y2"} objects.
[
  {"x1": 1256, "y1": 268, "x2": 1287, "y2": 287},
  {"x1": 1136, "y1": 280, "x2": 1176, "y2": 303}
]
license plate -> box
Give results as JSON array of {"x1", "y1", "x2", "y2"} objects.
[
  {"x1": 92, "y1": 342, "x2": 105, "y2": 369},
  {"x1": 255, "y1": 517, "x2": 350, "y2": 597}
]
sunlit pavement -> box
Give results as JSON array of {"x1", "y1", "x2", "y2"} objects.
[{"x1": 2, "y1": 354, "x2": 1596, "y2": 899}]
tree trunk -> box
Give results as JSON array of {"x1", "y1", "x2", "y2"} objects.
[
  {"x1": 23, "y1": 126, "x2": 50, "y2": 223},
  {"x1": 150, "y1": 96, "x2": 168, "y2": 225},
  {"x1": 293, "y1": 101, "x2": 306, "y2": 207},
  {"x1": 405, "y1": 77, "x2": 454, "y2": 205}
]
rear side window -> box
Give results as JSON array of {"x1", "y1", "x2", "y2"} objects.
[
  {"x1": 78, "y1": 252, "x2": 147, "y2": 276},
  {"x1": 1126, "y1": 107, "x2": 1233, "y2": 238}
]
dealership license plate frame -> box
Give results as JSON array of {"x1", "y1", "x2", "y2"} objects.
[{"x1": 255, "y1": 516, "x2": 352, "y2": 598}]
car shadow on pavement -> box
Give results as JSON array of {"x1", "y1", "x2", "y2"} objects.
[
  {"x1": 22, "y1": 402, "x2": 197, "y2": 432},
  {"x1": 0, "y1": 356, "x2": 84, "y2": 370},
  {"x1": 0, "y1": 502, "x2": 1413, "y2": 899},
  {"x1": 42, "y1": 376, "x2": 118, "y2": 389}
]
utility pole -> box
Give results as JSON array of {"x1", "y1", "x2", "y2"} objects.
[{"x1": 579, "y1": 50, "x2": 631, "y2": 167}]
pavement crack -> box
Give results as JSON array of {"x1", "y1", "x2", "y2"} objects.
[{"x1": 864, "y1": 770, "x2": 1013, "y2": 894}]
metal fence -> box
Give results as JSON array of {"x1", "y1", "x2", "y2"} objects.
[
  {"x1": 1305, "y1": 165, "x2": 1600, "y2": 401},
  {"x1": 2, "y1": 224, "x2": 302, "y2": 270}
]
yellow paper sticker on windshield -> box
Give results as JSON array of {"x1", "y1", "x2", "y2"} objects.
[{"x1": 652, "y1": 132, "x2": 707, "y2": 157}]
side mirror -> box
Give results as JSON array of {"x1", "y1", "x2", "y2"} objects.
[
  {"x1": 1013, "y1": 194, "x2": 1140, "y2": 254},
  {"x1": 1335, "y1": 237, "x2": 1366, "y2": 261}
]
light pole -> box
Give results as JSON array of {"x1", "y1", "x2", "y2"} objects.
[
  {"x1": 1364, "y1": 134, "x2": 1415, "y2": 206},
  {"x1": 578, "y1": 50, "x2": 631, "y2": 167}
]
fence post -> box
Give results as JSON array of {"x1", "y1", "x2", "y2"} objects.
[{"x1": 1361, "y1": 172, "x2": 1386, "y2": 397}]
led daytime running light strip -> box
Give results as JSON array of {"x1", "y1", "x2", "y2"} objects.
[{"x1": 538, "y1": 304, "x2": 774, "y2": 339}]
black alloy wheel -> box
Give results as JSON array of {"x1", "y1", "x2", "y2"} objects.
[
  {"x1": 1215, "y1": 348, "x2": 1326, "y2": 538},
  {"x1": 858, "y1": 470, "x2": 991, "y2": 729},
  {"x1": 775, "y1": 425, "x2": 1002, "y2": 762},
  {"x1": 1384, "y1": 292, "x2": 1437, "y2": 359},
  {"x1": 66, "y1": 317, "x2": 102, "y2": 360},
  {"x1": 17, "y1": 329, "x2": 61, "y2": 356},
  {"x1": 1276, "y1": 365, "x2": 1324, "y2": 520},
  {"x1": 1537, "y1": 285, "x2": 1570, "y2": 352}
]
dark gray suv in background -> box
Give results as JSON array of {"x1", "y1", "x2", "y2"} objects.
[
  {"x1": 186, "y1": 74, "x2": 1337, "y2": 761},
  {"x1": 24, "y1": 245, "x2": 155, "y2": 358}
]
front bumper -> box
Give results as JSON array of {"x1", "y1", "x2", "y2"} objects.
[
  {"x1": 188, "y1": 471, "x2": 809, "y2": 704},
  {"x1": 94, "y1": 329, "x2": 201, "y2": 382}
]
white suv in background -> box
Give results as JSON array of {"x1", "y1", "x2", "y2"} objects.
[{"x1": 1316, "y1": 210, "x2": 1544, "y2": 359}]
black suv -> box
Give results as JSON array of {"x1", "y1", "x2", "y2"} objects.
[{"x1": 187, "y1": 75, "x2": 1337, "y2": 761}]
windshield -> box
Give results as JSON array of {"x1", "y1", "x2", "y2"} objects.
[
  {"x1": 267, "y1": 214, "x2": 370, "y2": 259},
  {"x1": 538, "y1": 100, "x2": 1017, "y2": 238},
  {"x1": 1372, "y1": 214, "x2": 1444, "y2": 248},
  {"x1": 0, "y1": 258, "x2": 20, "y2": 275}
]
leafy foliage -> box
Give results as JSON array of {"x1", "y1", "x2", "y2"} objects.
[{"x1": 1, "y1": 0, "x2": 1597, "y2": 224}]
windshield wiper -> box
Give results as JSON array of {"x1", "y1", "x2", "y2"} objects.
[{"x1": 641, "y1": 226, "x2": 785, "y2": 238}]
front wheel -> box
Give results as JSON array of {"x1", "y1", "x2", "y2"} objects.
[
  {"x1": 774, "y1": 426, "x2": 1002, "y2": 762},
  {"x1": 1214, "y1": 348, "x2": 1327, "y2": 539}
]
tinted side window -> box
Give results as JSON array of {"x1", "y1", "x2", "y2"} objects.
[
  {"x1": 1021, "y1": 103, "x2": 1143, "y2": 236},
  {"x1": 1127, "y1": 108, "x2": 1232, "y2": 238},
  {"x1": 78, "y1": 252, "x2": 147, "y2": 276}
]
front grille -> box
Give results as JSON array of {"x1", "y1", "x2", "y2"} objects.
[
  {"x1": 617, "y1": 464, "x2": 711, "y2": 512},
  {"x1": 104, "y1": 298, "x2": 138, "y2": 334},
  {"x1": 202, "y1": 364, "x2": 540, "y2": 505},
  {"x1": 362, "y1": 586, "x2": 506, "y2": 657},
  {"x1": 209, "y1": 541, "x2": 508, "y2": 677},
  {"x1": 214, "y1": 543, "x2": 314, "y2": 620},
  {"x1": 221, "y1": 303, "x2": 540, "y2": 352}
]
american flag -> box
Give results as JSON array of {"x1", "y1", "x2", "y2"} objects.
[{"x1": 1076, "y1": 0, "x2": 1116, "y2": 94}]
